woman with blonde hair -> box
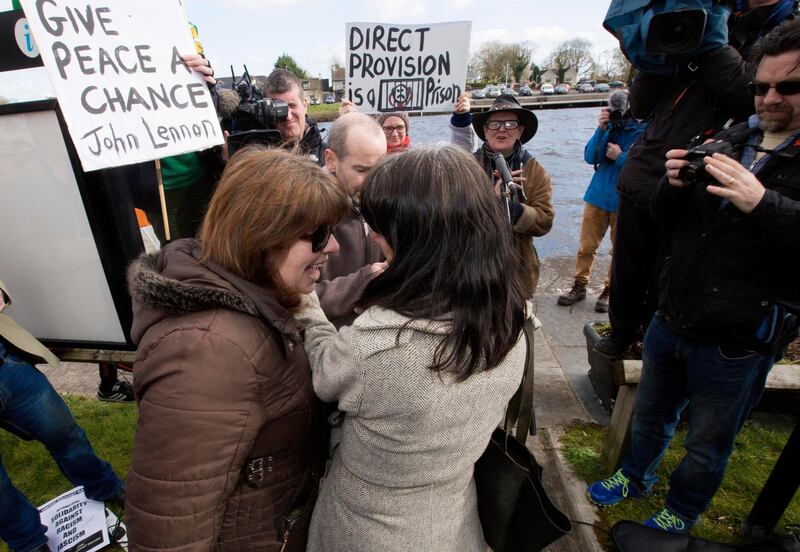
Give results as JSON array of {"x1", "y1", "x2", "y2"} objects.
[{"x1": 125, "y1": 148, "x2": 348, "y2": 551}]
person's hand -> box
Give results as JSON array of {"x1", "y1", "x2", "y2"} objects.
[
  {"x1": 182, "y1": 54, "x2": 215, "y2": 85},
  {"x1": 339, "y1": 99, "x2": 356, "y2": 115},
  {"x1": 665, "y1": 149, "x2": 691, "y2": 187},
  {"x1": 370, "y1": 261, "x2": 388, "y2": 273},
  {"x1": 703, "y1": 153, "x2": 766, "y2": 214},
  {"x1": 454, "y1": 93, "x2": 471, "y2": 114},
  {"x1": 598, "y1": 108, "x2": 610, "y2": 131},
  {"x1": 606, "y1": 143, "x2": 622, "y2": 161},
  {"x1": 493, "y1": 169, "x2": 526, "y2": 197}
]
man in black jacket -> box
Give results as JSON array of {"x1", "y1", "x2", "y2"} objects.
[
  {"x1": 587, "y1": 19, "x2": 800, "y2": 534},
  {"x1": 263, "y1": 69, "x2": 326, "y2": 166},
  {"x1": 595, "y1": 0, "x2": 796, "y2": 358}
]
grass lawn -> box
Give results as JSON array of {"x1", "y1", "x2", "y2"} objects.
[
  {"x1": 308, "y1": 102, "x2": 341, "y2": 122},
  {"x1": 1, "y1": 396, "x2": 137, "y2": 552},
  {"x1": 562, "y1": 417, "x2": 800, "y2": 549}
]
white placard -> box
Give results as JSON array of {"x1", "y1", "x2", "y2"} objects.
[
  {"x1": 39, "y1": 487, "x2": 109, "y2": 552},
  {"x1": 346, "y1": 21, "x2": 471, "y2": 114},
  {"x1": 18, "y1": 0, "x2": 224, "y2": 171}
]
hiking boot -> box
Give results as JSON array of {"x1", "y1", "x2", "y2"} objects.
[
  {"x1": 643, "y1": 507, "x2": 692, "y2": 534},
  {"x1": 97, "y1": 381, "x2": 134, "y2": 403},
  {"x1": 594, "y1": 286, "x2": 610, "y2": 313},
  {"x1": 586, "y1": 469, "x2": 649, "y2": 506},
  {"x1": 593, "y1": 333, "x2": 633, "y2": 359},
  {"x1": 557, "y1": 281, "x2": 587, "y2": 306}
]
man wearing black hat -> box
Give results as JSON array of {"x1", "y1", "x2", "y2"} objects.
[{"x1": 451, "y1": 94, "x2": 555, "y2": 296}]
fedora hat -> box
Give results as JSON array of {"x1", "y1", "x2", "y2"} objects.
[{"x1": 472, "y1": 94, "x2": 538, "y2": 144}]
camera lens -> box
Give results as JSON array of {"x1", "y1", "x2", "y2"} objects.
[
  {"x1": 678, "y1": 161, "x2": 706, "y2": 185},
  {"x1": 646, "y1": 9, "x2": 707, "y2": 55}
]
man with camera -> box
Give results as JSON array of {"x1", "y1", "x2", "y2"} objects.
[
  {"x1": 587, "y1": 19, "x2": 800, "y2": 534},
  {"x1": 263, "y1": 69, "x2": 327, "y2": 165},
  {"x1": 596, "y1": 0, "x2": 796, "y2": 358},
  {"x1": 557, "y1": 91, "x2": 647, "y2": 312},
  {"x1": 316, "y1": 112, "x2": 388, "y2": 327}
]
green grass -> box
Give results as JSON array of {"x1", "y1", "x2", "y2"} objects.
[
  {"x1": 561, "y1": 418, "x2": 800, "y2": 549},
  {"x1": 308, "y1": 102, "x2": 341, "y2": 122},
  {"x1": 1, "y1": 396, "x2": 137, "y2": 552}
]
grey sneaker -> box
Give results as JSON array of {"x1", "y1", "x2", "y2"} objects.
[
  {"x1": 557, "y1": 281, "x2": 587, "y2": 306},
  {"x1": 595, "y1": 286, "x2": 610, "y2": 313}
]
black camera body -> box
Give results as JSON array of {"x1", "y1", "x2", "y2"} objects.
[
  {"x1": 678, "y1": 139, "x2": 736, "y2": 185},
  {"x1": 608, "y1": 109, "x2": 624, "y2": 124},
  {"x1": 223, "y1": 67, "x2": 290, "y2": 155}
]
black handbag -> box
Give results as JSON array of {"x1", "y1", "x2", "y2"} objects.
[{"x1": 474, "y1": 319, "x2": 572, "y2": 552}]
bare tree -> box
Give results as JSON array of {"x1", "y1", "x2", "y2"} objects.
[
  {"x1": 545, "y1": 38, "x2": 595, "y2": 81},
  {"x1": 473, "y1": 41, "x2": 536, "y2": 84}
]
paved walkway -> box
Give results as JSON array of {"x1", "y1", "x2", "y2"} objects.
[{"x1": 40, "y1": 255, "x2": 613, "y2": 551}]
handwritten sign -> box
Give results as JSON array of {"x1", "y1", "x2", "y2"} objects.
[
  {"x1": 38, "y1": 487, "x2": 109, "y2": 552},
  {"x1": 18, "y1": 0, "x2": 223, "y2": 171},
  {"x1": 346, "y1": 21, "x2": 471, "y2": 114}
]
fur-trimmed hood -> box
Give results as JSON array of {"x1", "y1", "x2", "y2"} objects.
[{"x1": 127, "y1": 239, "x2": 299, "y2": 345}]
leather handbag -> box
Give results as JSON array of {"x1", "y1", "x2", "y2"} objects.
[{"x1": 474, "y1": 319, "x2": 572, "y2": 552}]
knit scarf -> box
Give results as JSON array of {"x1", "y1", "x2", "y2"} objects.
[
  {"x1": 387, "y1": 135, "x2": 411, "y2": 154},
  {"x1": 475, "y1": 141, "x2": 533, "y2": 182}
]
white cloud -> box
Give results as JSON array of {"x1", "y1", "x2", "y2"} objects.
[
  {"x1": 305, "y1": 41, "x2": 347, "y2": 79},
  {"x1": 358, "y1": 0, "x2": 427, "y2": 20},
  {"x1": 193, "y1": 0, "x2": 302, "y2": 9},
  {"x1": 471, "y1": 28, "x2": 513, "y2": 49},
  {"x1": 446, "y1": 0, "x2": 475, "y2": 8}
]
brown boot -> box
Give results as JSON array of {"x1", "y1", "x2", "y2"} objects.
[
  {"x1": 557, "y1": 281, "x2": 587, "y2": 306},
  {"x1": 595, "y1": 286, "x2": 610, "y2": 313}
]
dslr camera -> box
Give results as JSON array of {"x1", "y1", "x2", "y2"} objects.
[
  {"x1": 678, "y1": 139, "x2": 736, "y2": 185},
  {"x1": 603, "y1": 0, "x2": 734, "y2": 74},
  {"x1": 222, "y1": 66, "x2": 289, "y2": 155}
]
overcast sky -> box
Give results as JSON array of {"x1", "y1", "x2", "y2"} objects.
[{"x1": 1, "y1": 0, "x2": 619, "y2": 102}]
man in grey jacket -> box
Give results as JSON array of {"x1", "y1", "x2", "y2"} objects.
[{"x1": 317, "y1": 113, "x2": 387, "y2": 327}]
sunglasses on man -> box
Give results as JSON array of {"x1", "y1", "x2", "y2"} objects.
[
  {"x1": 301, "y1": 224, "x2": 333, "y2": 253},
  {"x1": 746, "y1": 80, "x2": 800, "y2": 96}
]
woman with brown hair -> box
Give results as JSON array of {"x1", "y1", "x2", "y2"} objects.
[
  {"x1": 298, "y1": 145, "x2": 531, "y2": 551},
  {"x1": 125, "y1": 148, "x2": 348, "y2": 551}
]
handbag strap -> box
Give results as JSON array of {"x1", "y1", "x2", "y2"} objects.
[{"x1": 504, "y1": 318, "x2": 536, "y2": 446}]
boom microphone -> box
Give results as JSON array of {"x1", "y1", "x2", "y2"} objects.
[
  {"x1": 217, "y1": 88, "x2": 241, "y2": 119},
  {"x1": 492, "y1": 153, "x2": 515, "y2": 189}
]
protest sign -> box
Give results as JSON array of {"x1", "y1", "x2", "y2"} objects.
[
  {"x1": 38, "y1": 487, "x2": 109, "y2": 552},
  {"x1": 346, "y1": 21, "x2": 471, "y2": 114},
  {"x1": 18, "y1": 0, "x2": 223, "y2": 171}
]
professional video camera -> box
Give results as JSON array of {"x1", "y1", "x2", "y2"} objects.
[
  {"x1": 603, "y1": 0, "x2": 735, "y2": 74},
  {"x1": 219, "y1": 66, "x2": 289, "y2": 155},
  {"x1": 678, "y1": 139, "x2": 737, "y2": 185}
]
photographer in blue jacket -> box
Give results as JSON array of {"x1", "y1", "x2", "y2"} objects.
[{"x1": 558, "y1": 91, "x2": 647, "y2": 312}]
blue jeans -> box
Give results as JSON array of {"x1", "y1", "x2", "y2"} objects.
[
  {"x1": 0, "y1": 340, "x2": 122, "y2": 552},
  {"x1": 621, "y1": 314, "x2": 773, "y2": 523}
]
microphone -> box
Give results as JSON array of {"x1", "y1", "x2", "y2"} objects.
[
  {"x1": 216, "y1": 88, "x2": 241, "y2": 119},
  {"x1": 492, "y1": 153, "x2": 515, "y2": 188}
]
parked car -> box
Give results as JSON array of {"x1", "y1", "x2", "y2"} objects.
[
  {"x1": 324, "y1": 95, "x2": 336, "y2": 104},
  {"x1": 595, "y1": 83, "x2": 610, "y2": 93},
  {"x1": 554, "y1": 84, "x2": 569, "y2": 95},
  {"x1": 501, "y1": 87, "x2": 518, "y2": 96},
  {"x1": 310, "y1": 97, "x2": 320, "y2": 105},
  {"x1": 577, "y1": 83, "x2": 595, "y2": 93},
  {"x1": 540, "y1": 83, "x2": 555, "y2": 95},
  {"x1": 485, "y1": 86, "x2": 502, "y2": 98},
  {"x1": 519, "y1": 86, "x2": 533, "y2": 96},
  {"x1": 608, "y1": 80, "x2": 625, "y2": 89},
  {"x1": 471, "y1": 88, "x2": 487, "y2": 99}
]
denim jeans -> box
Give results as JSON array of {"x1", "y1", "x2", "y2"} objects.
[
  {"x1": 621, "y1": 314, "x2": 773, "y2": 523},
  {"x1": 0, "y1": 340, "x2": 122, "y2": 552}
]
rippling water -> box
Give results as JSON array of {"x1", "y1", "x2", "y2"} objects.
[{"x1": 322, "y1": 107, "x2": 607, "y2": 259}]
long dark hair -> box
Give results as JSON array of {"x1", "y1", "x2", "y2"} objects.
[{"x1": 358, "y1": 145, "x2": 529, "y2": 381}]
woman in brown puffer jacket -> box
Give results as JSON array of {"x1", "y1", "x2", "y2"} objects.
[{"x1": 125, "y1": 148, "x2": 348, "y2": 552}]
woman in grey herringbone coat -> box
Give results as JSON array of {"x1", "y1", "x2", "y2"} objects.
[{"x1": 297, "y1": 145, "x2": 532, "y2": 551}]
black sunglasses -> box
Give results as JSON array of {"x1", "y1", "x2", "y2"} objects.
[
  {"x1": 301, "y1": 224, "x2": 332, "y2": 253},
  {"x1": 746, "y1": 80, "x2": 800, "y2": 96}
]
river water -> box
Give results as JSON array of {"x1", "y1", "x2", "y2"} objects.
[{"x1": 322, "y1": 107, "x2": 608, "y2": 260}]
